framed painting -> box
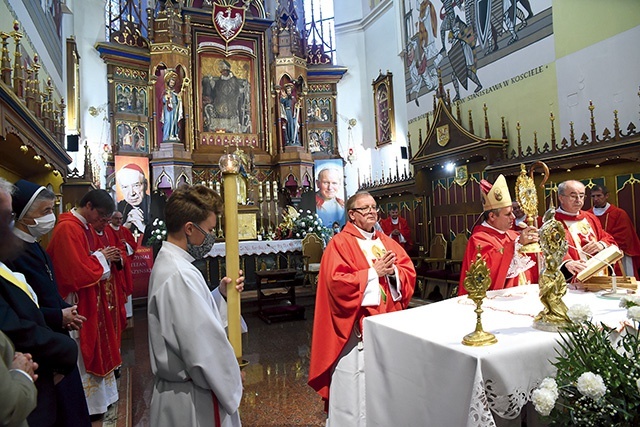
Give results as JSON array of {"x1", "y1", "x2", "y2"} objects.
[
  {"x1": 372, "y1": 71, "x2": 395, "y2": 147},
  {"x1": 308, "y1": 128, "x2": 334, "y2": 154},
  {"x1": 198, "y1": 52, "x2": 256, "y2": 135}
]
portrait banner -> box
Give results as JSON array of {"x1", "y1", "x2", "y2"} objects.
[{"x1": 315, "y1": 159, "x2": 346, "y2": 227}]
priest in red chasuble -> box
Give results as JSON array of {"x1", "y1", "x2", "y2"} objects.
[
  {"x1": 108, "y1": 211, "x2": 138, "y2": 339},
  {"x1": 458, "y1": 175, "x2": 539, "y2": 296},
  {"x1": 308, "y1": 191, "x2": 416, "y2": 427},
  {"x1": 555, "y1": 180, "x2": 618, "y2": 281},
  {"x1": 47, "y1": 190, "x2": 122, "y2": 418},
  {"x1": 588, "y1": 184, "x2": 640, "y2": 280},
  {"x1": 379, "y1": 203, "x2": 413, "y2": 251}
]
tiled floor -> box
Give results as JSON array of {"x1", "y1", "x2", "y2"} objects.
[{"x1": 122, "y1": 294, "x2": 326, "y2": 427}]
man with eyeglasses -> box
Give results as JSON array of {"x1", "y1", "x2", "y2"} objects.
[
  {"x1": 555, "y1": 180, "x2": 617, "y2": 280},
  {"x1": 309, "y1": 191, "x2": 416, "y2": 427},
  {"x1": 458, "y1": 175, "x2": 539, "y2": 295},
  {"x1": 47, "y1": 189, "x2": 123, "y2": 421}
]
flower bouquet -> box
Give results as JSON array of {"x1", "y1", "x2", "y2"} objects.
[
  {"x1": 273, "y1": 206, "x2": 331, "y2": 243},
  {"x1": 531, "y1": 296, "x2": 640, "y2": 426},
  {"x1": 146, "y1": 218, "x2": 167, "y2": 246}
]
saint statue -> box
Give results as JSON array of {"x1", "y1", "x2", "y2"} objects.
[{"x1": 161, "y1": 71, "x2": 183, "y2": 142}]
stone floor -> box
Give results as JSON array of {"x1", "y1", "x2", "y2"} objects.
[{"x1": 121, "y1": 293, "x2": 327, "y2": 427}]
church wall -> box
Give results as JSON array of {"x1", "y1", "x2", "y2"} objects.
[
  {"x1": 64, "y1": 0, "x2": 110, "y2": 183},
  {"x1": 403, "y1": 0, "x2": 640, "y2": 160},
  {"x1": 335, "y1": 0, "x2": 410, "y2": 198}
]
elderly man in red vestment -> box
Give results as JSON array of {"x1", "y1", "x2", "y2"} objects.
[
  {"x1": 379, "y1": 203, "x2": 413, "y2": 251},
  {"x1": 587, "y1": 184, "x2": 640, "y2": 279},
  {"x1": 458, "y1": 175, "x2": 539, "y2": 295},
  {"x1": 555, "y1": 180, "x2": 617, "y2": 281},
  {"x1": 47, "y1": 190, "x2": 122, "y2": 420},
  {"x1": 309, "y1": 191, "x2": 416, "y2": 427}
]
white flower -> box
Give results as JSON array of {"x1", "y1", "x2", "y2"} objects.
[
  {"x1": 539, "y1": 378, "x2": 559, "y2": 400},
  {"x1": 637, "y1": 378, "x2": 640, "y2": 394},
  {"x1": 306, "y1": 210, "x2": 311, "y2": 214},
  {"x1": 308, "y1": 227, "x2": 313, "y2": 232},
  {"x1": 532, "y1": 388, "x2": 557, "y2": 416},
  {"x1": 295, "y1": 233, "x2": 300, "y2": 238},
  {"x1": 576, "y1": 372, "x2": 607, "y2": 400},
  {"x1": 627, "y1": 306, "x2": 640, "y2": 322},
  {"x1": 161, "y1": 230, "x2": 167, "y2": 236},
  {"x1": 567, "y1": 304, "x2": 592, "y2": 323},
  {"x1": 620, "y1": 295, "x2": 640, "y2": 309},
  {"x1": 314, "y1": 220, "x2": 318, "y2": 225}
]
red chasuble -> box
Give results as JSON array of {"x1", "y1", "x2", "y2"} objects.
[
  {"x1": 588, "y1": 204, "x2": 640, "y2": 279},
  {"x1": 554, "y1": 209, "x2": 617, "y2": 269},
  {"x1": 379, "y1": 216, "x2": 413, "y2": 251},
  {"x1": 458, "y1": 224, "x2": 520, "y2": 295},
  {"x1": 103, "y1": 226, "x2": 129, "y2": 343},
  {"x1": 47, "y1": 212, "x2": 122, "y2": 377},
  {"x1": 308, "y1": 221, "x2": 416, "y2": 401}
]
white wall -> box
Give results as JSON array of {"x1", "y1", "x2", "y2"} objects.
[
  {"x1": 65, "y1": 0, "x2": 110, "y2": 183},
  {"x1": 334, "y1": 0, "x2": 409, "y2": 198}
]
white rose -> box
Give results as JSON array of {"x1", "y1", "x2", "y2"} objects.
[
  {"x1": 576, "y1": 372, "x2": 607, "y2": 400},
  {"x1": 567, "y1": 304, "x2": 592, "y2": 323},
  {"x1": 161, "y1": 230, "x2": 167, "y2": 235},
  {"x1": 627, "y1": 306, "x2": 640, "y2": 322},
  {"x1": 531, "y1": 388, "x2": 556, "y2": 416}
]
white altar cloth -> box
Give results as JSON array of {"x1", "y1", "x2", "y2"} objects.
[
  {"x1": 206, "y1": 239, "x2": 302, "y2": 258},
  {"x1": 363, "y1": 285, "x2": 630, "y2": 427}
]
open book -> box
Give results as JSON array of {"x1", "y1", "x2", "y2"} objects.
[{"x1": 576, "y1": 245, "x2": 624, "y2": 282}]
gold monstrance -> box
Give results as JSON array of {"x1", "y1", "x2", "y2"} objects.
[
  {"x1": 515, "y1": 162, "x2": 549, "y2": 254},
  {"x1": 462, "y1": 247, "x2": 497, "y2": 346}
]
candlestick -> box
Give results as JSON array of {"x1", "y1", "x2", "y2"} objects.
[{"x1": 272, "y1": 180, "x2": 278, "y2": 201}]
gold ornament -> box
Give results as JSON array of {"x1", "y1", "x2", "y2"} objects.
[
  {"x1": 533, "y1": 204, "x2": 570, "y2": 332},
  {"x1": 462, "y1": 247, "x2": 497, "y2": 346},
  {"x1": 515, "y1": 161, "x2": 549, "y2": 253}
]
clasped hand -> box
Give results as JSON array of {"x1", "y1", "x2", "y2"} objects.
[
  {"x1": 374, "y1": 251, "x2": 396, "y2": 277},
  {"x1": 62, "y1": 304, "x2": 87, "y2": 330},
  {"x1": 12, "y1": 352, "x2": 38, "y2": 382},
  {"x1": 124, "y1": 207, "x2": 146, "y2": 232}
]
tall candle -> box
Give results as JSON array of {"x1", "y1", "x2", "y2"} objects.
[{"x1": 272, "y1": 180, "x2": 278, "y2": 201}]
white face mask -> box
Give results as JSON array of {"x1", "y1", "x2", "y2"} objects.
[{"x1": 27, "y1": 213, "x2": 56, "y2": 238}]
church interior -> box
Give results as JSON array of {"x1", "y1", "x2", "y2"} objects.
[{"x1": 1, "y1": 0, "x2": 640, "y2": 425}]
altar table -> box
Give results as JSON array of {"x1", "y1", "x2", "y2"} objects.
[
  {"x1": 363, "y1": 285, "x2": 630, "y2": 427},
  {"x1": 198, "y1": 239, "x2": 303, "y2": 291}
]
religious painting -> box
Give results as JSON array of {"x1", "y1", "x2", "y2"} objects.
[
  {"x1": 116, "y1": 121, "x2": 148, "y2": 153},
  {"x1": 115, "y1": 83, "x2": 148, "y2": 115},
  {"x1": 315, "y1": 159, "x2": 346, "y2": 227},
  {"x1": 372, "y1": 71, "x2": 395, "y2": 147},
  {"x1": 306, "y1": 97, "x2": 332, "y2": 123},
  {"x1": 402, "y1": 0, "x2": 553, "y2": 105},
  {"x1": 199, "y1": 53, "x2": 255, "y2": 134},
  {"x1": 308, "y1": 129, "x2": 335, "y2": 154}
]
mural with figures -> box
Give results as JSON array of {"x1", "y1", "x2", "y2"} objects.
[{"x1": 402, "y1": 0, "x2": 552, "y2": 105}]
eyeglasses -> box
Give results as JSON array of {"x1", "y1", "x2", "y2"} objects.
[
  {"x1": 351, "y1": 205, "x2": 379, "y2": 214},
  {"x1": 192, "y1": 222, "x2": 216, "y2": 238}
]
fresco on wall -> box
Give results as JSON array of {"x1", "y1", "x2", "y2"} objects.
[{"x1": 402, "y1": 0, "x2": 552, "y2": 104}]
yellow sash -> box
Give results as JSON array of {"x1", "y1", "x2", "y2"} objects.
[{"x1": 0, "y1": 266, "x2": 38, "y2": 307}]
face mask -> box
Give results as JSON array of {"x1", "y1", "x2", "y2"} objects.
[
  {"x1": 26, "y1": 213, "x2": 56, "y2": 238},
  {"x1": 186, "y1": 229, "x2": 216, "y2": 260}
]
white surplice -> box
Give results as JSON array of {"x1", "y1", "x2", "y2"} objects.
[{"x1": 148, "y1": 241, "x2": 242, "y2": 427}]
